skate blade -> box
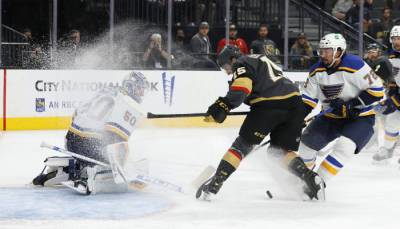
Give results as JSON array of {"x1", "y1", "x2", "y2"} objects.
[
  {"x1": 315, "y1": 176, "x2": 326, "y2": 201},
  {"x1": 62, "y1": 181, "x2": 90, "y2": 195},
  {"x1": 316, "y1": 184, "x2": 326, "y2": 201},
  {"x1": 195, "y1": 184, "x2": 212, "y2": 201},
  {"x1": 196, "y1": 190, "x2": 212, "y2": 201}
]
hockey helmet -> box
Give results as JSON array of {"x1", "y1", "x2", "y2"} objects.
[
  {"x1": 318, "y1": 33, "x2": 347, "y2": 67},
  {"x1": 122, "y1": 71, "x2": 149, "y2": 103},
  {"x1": 390, "y1": 25, "x2": 400, "y2": 50},
  {"x1": 366, "y1": 43, "x2": 380, "y2": 52},
  {"x1": 217, "y1": 45, "x2": 242, "y2": 68}
]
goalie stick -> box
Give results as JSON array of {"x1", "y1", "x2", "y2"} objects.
[{"x1": 40, "y1": 142, "x2": 185, "y2": 194}]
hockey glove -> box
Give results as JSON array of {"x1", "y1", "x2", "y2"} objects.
[
  {"x1": 329, "y1": 98, "x2": 360, "y2": 118},
  {"x1": 205, "y1": 97, "x2": 232, "y2": 123},
  {"x1": 381, "y1": 95, "x2": 400, "y2": 115},
  {"x1": 387, "y1": 82, "x2": 399, "y2": 97}
]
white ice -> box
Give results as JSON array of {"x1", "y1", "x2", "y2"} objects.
[{"x1": 0, "y1": 127, "x2": 400, "y2": 229}]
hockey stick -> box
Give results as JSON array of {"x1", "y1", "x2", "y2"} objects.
[
  {"x1": 253, "y1": 108, "x2": 334, "y2": 150},
  {"x1": 40, "y1": 142, "x2": 128, "y2": 185},
  {"x1": 147, "y1": 111, "x2": 248, "y2": 119},
  {"x1": 40, "y1": 142, "x2": 185, "y2": 194}
]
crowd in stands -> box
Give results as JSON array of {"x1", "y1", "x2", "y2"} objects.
[{"x1": 17, "y1": 0, "x2": 400, "y2": 71}]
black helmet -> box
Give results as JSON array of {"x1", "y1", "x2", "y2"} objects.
[
  {"x1": 366, "y1": 43, "x2": 380, "y2": 51},
  {"x1": 217, "y1": 45, "x2": 242, "y2": 67}
]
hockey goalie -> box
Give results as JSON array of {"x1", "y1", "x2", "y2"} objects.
[{"x1": 32, "y1": 71, "x2": 149, "y2": 194}]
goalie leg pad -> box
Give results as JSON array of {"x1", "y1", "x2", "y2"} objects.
[
  {"x1": 33, "y1": 156, "x2": 76, "y2": 186},
  {"x1": 105, "y1": 142, "x2": 130, "y2": 166}
]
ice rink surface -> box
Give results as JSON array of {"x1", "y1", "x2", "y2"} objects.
[{"x1": 0, "y1": 127, "x2": 400, "y2": 229}]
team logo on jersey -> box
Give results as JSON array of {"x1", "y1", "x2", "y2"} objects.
[
  {"x1": 162, "y1": 72, "x2": 175, "y2": 106},
  {"x1": 35, "y1": 98, "x2": 45, "y2": 112},
  {"x1": 320, "y1": 83, "x2": 344, "y2": 100}
]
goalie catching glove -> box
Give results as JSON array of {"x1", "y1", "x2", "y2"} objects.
[{"x1": 205, "y1": 97, "x2": 233, "y2": 123}]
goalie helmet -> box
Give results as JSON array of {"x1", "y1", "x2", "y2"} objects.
[
  {"x1": 318, "y1": 33, "x2": 347, "y2": 68},
  {"x1": 121, "y1": 71, "x2": 149, "y2": 103}
]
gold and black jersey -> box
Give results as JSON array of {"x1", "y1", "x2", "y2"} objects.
[{"x1": 228, "y1": 54, "x2": 299, "y2": 107}]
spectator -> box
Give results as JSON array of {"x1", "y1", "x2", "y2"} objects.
[
  {"x1": 60, "y1": 29, "x2": 81, "y2": 51},
  {"x1": 57, "y1": 29, "x2": 82, "y2": 68},
  {"x1": 142, "y1": 33, "x2": 172, "y2": 69},
  {"x1": 332, "y1": 0, "x2": 353, "y2": 20},
  {"x1": 250, "y1": 24, "x2": 281, "y2": 64},
  {"x1": 190, "y1": 21, "x2": 211, "y2": 55},
  {"x1": 22, "y1": 28, "x2": 34, "y2": 44},
  {"x1": 290, "y1": 33, "x2": 314, "y2": 69},
  {"x1": 216, "y1": 24, "x2": 249, "y2": 54},
  {"x1": 345, "y1": 0, "x2": 373, "y2": 31},
  {"x1": 190, "y1": 22, "x2": 218, "y2": 69},
  {"x1": 364, "y1": 43, "x2": 381, "y2": 66},
  {"x1": 22, "y1": 28, "x2": 45, "y2": 69},
  {"x1": 172, "y1": 27, "x2": 191, "y2": 69},
  {"x1": 375, "y1": 8, "x2": 393, "y2": 42},
  {"x1": 175, "y1": 27, "x2": 189, "y2": 51}
]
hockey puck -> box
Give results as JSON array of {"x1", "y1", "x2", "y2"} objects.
[{"x1": 266, "y1": 190, "x2": 273, "y2": 199}]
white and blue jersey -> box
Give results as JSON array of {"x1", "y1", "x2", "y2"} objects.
[
  {"x1": 69, "y1": 87, "x2": 145, "y2": 142},
  {"x1": 302, "y1": 53, "x2": 384, "y2": 118}
]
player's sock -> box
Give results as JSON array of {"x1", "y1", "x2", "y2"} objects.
[
  {"x1": 298, "y1": 143, "x2": 317, "y2": 169},
  {"x1": 196, "y1": 148, "x2": 242, "y2": 199},
  {"x1": 383, "y1": 130, "x2": 398, "y2": 150},
  {"x1": 317, "y1": 136, "x2": 355, "y2": 182},
  {"x1": 210, "y1": 148, "x2": 242, "y2": 193}
]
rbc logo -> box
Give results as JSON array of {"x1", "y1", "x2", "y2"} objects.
[{"x1": 35, "y1": 98, "x2": 45, "y2": 112}]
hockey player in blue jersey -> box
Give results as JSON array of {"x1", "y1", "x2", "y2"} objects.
[
  {"x1": 299, "y1": 33, "x2": 384, "y2": 185},
  {"x1": 373, "y1": 25, "x2": 400, "y2": 164},
  {"x1": 32, "y1": 72, "x2": 149, "y2": 194}
]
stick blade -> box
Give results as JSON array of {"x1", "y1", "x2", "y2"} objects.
[{"x1": 191, "y1": 165, "x2": 216, "y2": 189}]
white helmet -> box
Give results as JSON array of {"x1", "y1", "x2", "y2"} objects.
[
  {"x1": 390, "y1": 25, "x2": 400, "y2": 50},
  {"x1": 121, "y1": 71, "x2": 149, "y2": 103},
  {"x1": 318, "y1": 33, "x2": 347, "y2": 67}
]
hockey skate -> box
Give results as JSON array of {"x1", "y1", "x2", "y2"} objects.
[
  {"x1": 372, "y1": 147, "x2": 395, "y2": 164},
  {"x1": 289, "y1": 157, "x2": 325, "y2": 201},
  {"x1": 195, "y1": 173, "x2": 226, "y2": 201},
  {"x1": 301, "y1": 171, "x2": 326, "y2": 201},
  {"x1": 32, "y1": 156, "x2": 76, "y2": 186},
  {"x1": 61, "y1": 165, "x2": 97, "y2": 195}
]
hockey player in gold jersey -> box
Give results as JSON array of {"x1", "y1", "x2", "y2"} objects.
[{"x1": 196, "y1": 45, "x2": 325, "y2": 201}]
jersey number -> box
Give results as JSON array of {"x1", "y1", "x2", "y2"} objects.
[
  {"x1": 260, "y1": 56, "x2": 283, "y2": 82},
  {"x1": 124, "y1": 111, "x2": 137, "y2": 127},
  {"x1": 363, "y1": 70, "x2": 379, "y2": 85}
]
